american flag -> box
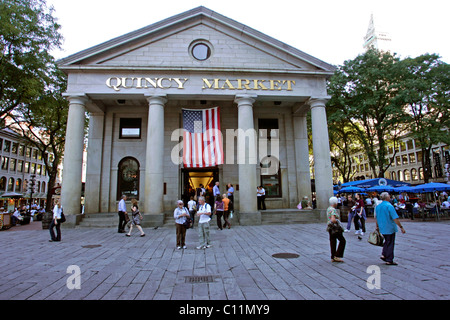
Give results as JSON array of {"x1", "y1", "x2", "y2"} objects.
[{"x1": 182, "y1": 107, "x2": 223, "y2": 168}]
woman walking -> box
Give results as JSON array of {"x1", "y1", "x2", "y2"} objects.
[
  {"x1": 174, "y1": 200, "x2": 190, "y2": 249},
  {"x1": 49, "y1": 200, "x2": 62, "y2": 242},
  {"x1": 126, "y1": 199, "x2": 145, "y2": 237},
  {"x1": 354, "y1": 193, "x2": 366, "y2": 235},
  {"x1": 326, "y1": 196, "x2": 346, "y2": 262},
  {"x1": 214, "y1": 195, "x2": 224, "y2": 230}
]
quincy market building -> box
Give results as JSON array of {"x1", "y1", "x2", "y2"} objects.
[{"x1": 57, "y1": 7, "x2": 336, "y2": 227}]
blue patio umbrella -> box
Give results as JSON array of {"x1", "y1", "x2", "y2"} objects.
[
  {"x1": 366, "y1": 185, "x2": 396, "y2": 193},
  {"x1": 411, "y1": 182, "x2": 450, "y2": 193},
  {"x1": 339, "y1": 186, "x2": 365, "y2": 193},
  {"x1": 395, "y1": 185, "x2": 417, "y2": 193}
]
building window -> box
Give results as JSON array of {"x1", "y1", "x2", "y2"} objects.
[
  {"x1": 119, "y1": 118, "x2": 142, "y2": 139},
  {"x1": 260, "y1": 156, "x2": 281, "y2": 198},
  {"x1": 409, "y1": 153, "x2": 416, "y2": 163},
  {"x1": 189, "y1": 40, "x2": 213, "y2": 61},
  {"x1": 402, "y1": 154, "x2": 408, "y2": 165},
  {"x1": 391, "y1": 171, "x2": 397, "y2": 180},
  {"x1": 419, "y1": 167, "x2": 424, "y2": 180},
  {"x1": 7, "y1": 178, "x2": 14, "y2": 192},
  {"x1": 1, "y1": 157, "x2": 9, "y2": 170},
  {"x1": 15, "y1": 179, "x2": 22, "y2": 193},
  {"x1": 0, "y1": 177, "x2": 6, "y2": 191},
  {"x1": 411, "y1": 168, "x2": 418, "y2": 181},
  {"x1": 404, "y1": 169, "x2": 411, "y2": 181},
  {"x1": 3, "y1": 140, "x2": 10, "y2": 153},
  {"x1": 117, "y1": 157, "x2": 140, "y2": 200}
]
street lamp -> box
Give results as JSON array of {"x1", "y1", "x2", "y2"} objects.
[{"x1": 28, "y1": 174, "x2": 36, "y2": 215}]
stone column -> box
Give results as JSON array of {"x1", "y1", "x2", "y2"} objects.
[
  {"x1": 84, "y1": 113, "x2": 104, "y2": 214},
  {"x1": 293, "y1": 114, "x2": 312, "y2": 202},
  {"x1": 309, "y1": 98, "x2": 333, "y2": 210},
  {"x1": 144, "y1": 95, "x2": 167, "y2": 225},
  {"x1": 61, "y1": 95, "x2": 87, "y2": 225},
  {"x1": 235, "y1": 94, "x2": 260, "y2": 224}
]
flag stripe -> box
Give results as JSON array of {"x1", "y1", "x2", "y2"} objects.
[{"x1": 182, "y1": 107, "x2": 223, "y2": 168}]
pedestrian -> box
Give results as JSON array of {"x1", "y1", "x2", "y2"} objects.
[
  {"x1": 326, "y1": 196, "x2": 346, "y2": 262},
  {"x1": 227, "y1": 183, "x2": 234, "y2": 210},
  {"x1": 126, "y1": 199, "x2": 145, "y2": 237},
  {"x1": 49, "y1": 200, "x2": 62, "y2": 242},
  {"x1": 213, "y1": 181, "x2": 221, "y2": 198},
  {"x1": 196, "y1": 196, "x2": 212, "y2": 249},
  {"x1": 187, "y1": 196, "x2": 197, "y2": 226},
  {"x1": 344, "y1": 195, "x2": 355, "y2": 232},
  {"x1": 354, "y1": 193, "x2": 366, "y2": 235},
  {"x1": 174, "y1": 200, "x2": 189, "y2": 249},
  {"x1": 117, "y1": 195, "x2": 128, "y2": 233},
  {"x1": 257, "y1": 186, "x2": 266, "y2": 210},
  {"x1": 222, "y1": 193, "x2": 231, "y2": 229},
  {"x1": 375, "y1": 192, "x2": 406, "y2": 265},
  {"x1": 214, "y1": 195, "x2": 224, "y2": 230}
]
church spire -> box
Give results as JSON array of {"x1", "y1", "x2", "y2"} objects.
[{"x1": 363, "y1": 13, "x2": 391, "y2": 52}]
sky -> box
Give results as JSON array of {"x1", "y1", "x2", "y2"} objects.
[{"x1": 46, "y1": 0, "x2": 450, "y2": 66}]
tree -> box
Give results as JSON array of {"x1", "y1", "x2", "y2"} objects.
[
  {"x1": 397, "y1": 54, "x2": 450, "y2": 183},
  {"x1": 327, "y1": 49, "x2": 408, "y2": 178},
  {"x1": 8, "y1": 68, "x2": 69, "y2": 212},
  {"x1": 0, "y1": 0, "x2": 62, "y2": 126}
]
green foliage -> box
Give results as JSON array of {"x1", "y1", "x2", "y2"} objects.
[{"x1": 0, "y1": 0, "x2": 62, "y2": 123}]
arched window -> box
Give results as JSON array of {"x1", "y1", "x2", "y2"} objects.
[
  {"x1": 391, "y1": 171, "x2": 397, "y2": 180},
  {"x1": 411, "y1": 168, "x2": 418, "y2": 181},
  {"x1": 7, "y1": 177, "x2": 14, "y2": 192},
  {"x1": 23, "y1": 179, "x2": 28, "y2": 193},
  {"x1": 0, "y1": 177, "x2": 6, "y2": 191},
  {"x1": 404, "y1": 169, "x2": 411, "y2": 181},
  {"x1": 15, "y1": 179, "x2": 22, "y2": 192},
  {"x1": 117, "y1": 157, "x2": 140, "y2": 200},
  {"x1": 418, "y1": 167, "x2": 424, "y2": 180},
  {"x1": 41, "y1": 182, "x2": 46, "y2": 193},
  {"x1": 398, "y1": 170, "x2": 404, "y2": 181}
]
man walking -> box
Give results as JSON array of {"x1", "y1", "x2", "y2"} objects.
[
  {"x1": 196, "y1": 196, "x2": 212, "y2": 249},
  {"x1": 375, "y1": 192, "x2": 406, "y2": 265},
  {"x1": 213, "y1": 181, "x2": 220, "y2": 198},
  {"x1": 118, "y1": 195, "x2": 128, "y2": 233}
]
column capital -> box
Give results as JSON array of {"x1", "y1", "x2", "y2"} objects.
[
  {"x1": 63, "y1": 94, "x2": 89, "y2": 106},
  {"x1": 307, "y1": 96, "x2": 330, "y2": 109},
  {"x1": 234, "y1": 94, "x2": 257, "y2": 106},
  {"x1": 145, "y1": 94, "x2": 167, "y2": 106}
]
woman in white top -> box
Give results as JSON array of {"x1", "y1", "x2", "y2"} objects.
[{"x1": 49, "y1": 200, "x2": 62, "y2": 242}]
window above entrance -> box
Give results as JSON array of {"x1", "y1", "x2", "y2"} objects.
[{"x1": 189, "y1": 39, "x2": 213, "y2": 61}]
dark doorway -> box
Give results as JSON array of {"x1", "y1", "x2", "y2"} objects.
[{"x1": 181, "y1": 167, "x2": 219, "y2": 206}]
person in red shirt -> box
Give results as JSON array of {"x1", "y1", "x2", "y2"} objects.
[{"x1": 354, "y1": 193, "x2": 366, "y2": 235}]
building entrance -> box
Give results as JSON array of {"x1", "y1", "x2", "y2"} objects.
[{"x1": 180, "y1": 167, "x2": 219, "y2": 206}]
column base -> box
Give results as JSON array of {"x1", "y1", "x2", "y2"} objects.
[
  {"x1": 238, "y1": 211, "x2": 261, "y2": 225},
  {"x1": 60, "y1": 214, "x2": 83, "y2": 229},
  {"x1": 140, "y1": 214, "x2": 165, "y2": 228}
]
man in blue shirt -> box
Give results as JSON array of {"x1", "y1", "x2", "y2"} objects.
[{"x1": 375, "y1": 192, "x2": 406, "y2": 265}]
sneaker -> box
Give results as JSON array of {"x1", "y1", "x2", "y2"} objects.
[
  {"x1": 355, "y1": 230, "x2": 361, "y2": 235},
  {"x1": 344, "y1": 229, "x2": 350, "y2": 233},
  {"x1": 177, "y1": 246, "x2": 182, "y2": 250},
  {"x1": 360, "y1": 232, "x2": 365, "y2": 236},
  {"x1": 196, "y1": 245, "x2": 205, "y2": 250},
  {"x1": 183, "y1": 246, "x2": 187, "y2": 249},
  {"x1": 332, "y1": 257, "x2": 344, "y2": 262},
  {"x1": 205, "y1": 244, "x2": 212, "y2": 248}
]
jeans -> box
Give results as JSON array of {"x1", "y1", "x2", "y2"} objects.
[
  {"x1": 49, "y1": 220, "x2": 61, "y2": 241},
  {"x1": 354, "y1": 209, "x2": 367, "y2": 232},
  {"x1": 329, "y1": 230, "x2": 346, "y2": 259},
  {"x1": 216, "y1": 210, "x2": 224, "y2": 230},
  {"x1": 382, "y1": 233, "x2": 396, "y2": 263},
  {"x1": 198, "y1": 222, "x2": 210, "y2": 247},
  {"x1": 176, "y1": 223, "x2": 187, "y2": 247},
  {"x1": 346, "y1": 211, "x2": 356, "y2": 230}
]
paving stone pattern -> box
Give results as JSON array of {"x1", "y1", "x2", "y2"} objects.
[{"x1": 0, "y1": 220, "x2": 449, "y2": 300}]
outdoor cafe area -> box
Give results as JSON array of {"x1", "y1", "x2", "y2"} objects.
[{"x1": 334, "y1": 178, "x2": 450, "y2": 221}]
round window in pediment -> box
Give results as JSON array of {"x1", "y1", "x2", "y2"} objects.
[{"x1": 189, "y1": 40, "x2": 213, "y2": 61}]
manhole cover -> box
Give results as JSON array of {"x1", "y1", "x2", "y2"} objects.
[
  {"x1": 272, "y1": 253, "x2": 300, "y2": 259},
  {"x1": 82, "y1": 244, "x2": 102, "y2": 248},
  {"x1": 185, "y1": 275, "x2": 216, "y2": 283}
]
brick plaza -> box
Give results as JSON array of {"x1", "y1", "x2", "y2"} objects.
[{"x1": 0, "y1": 219, "x2": 449, "y2": 300}]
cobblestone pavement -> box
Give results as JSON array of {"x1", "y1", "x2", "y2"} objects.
[{"x1": 0, "y1": 219, "x2": 449, "y2": 300}]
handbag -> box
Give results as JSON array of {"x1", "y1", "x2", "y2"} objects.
[
  {"x1": 58, "y1": 208, "x2": 66, "y2": 223},
  {"x1": 368, "y1": 229, "x2": 384, "y2": 246},
  {"x1": 182, "y1": 207, "x2": 192, "y2": 228},
  {"x1": 326, "y1": 220, "x2": 344, "y2": 235}
]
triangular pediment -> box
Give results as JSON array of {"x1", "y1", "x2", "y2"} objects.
[{"x1": 58, "y1": 6, "x2": 335, "y2": 74}]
